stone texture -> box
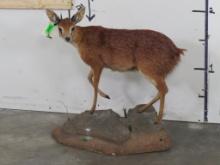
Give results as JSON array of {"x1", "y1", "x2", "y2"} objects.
[
  {"x1": 52, "y1": 106, "x2": 172, "y2": 155},
  {"x1": 62, "y1": 110, "x2": 130, "y2": 144}
]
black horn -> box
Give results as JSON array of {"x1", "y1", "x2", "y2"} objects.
[{"x1": 68, "y1": 10, "x2": 71, "y2": 19}]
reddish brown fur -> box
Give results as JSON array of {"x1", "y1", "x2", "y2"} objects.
[
  {"x1": 47, "y1": 9, "x2": 185, "y2": 123},
  {"x1": 73, "y1": 26, "x2": 183, "y2": 75}
]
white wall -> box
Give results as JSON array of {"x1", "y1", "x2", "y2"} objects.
[{"x1": 0, "y1": 0, "x2": 218, "y2": 123}]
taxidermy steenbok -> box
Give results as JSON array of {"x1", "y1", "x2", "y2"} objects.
[{"x1": 46, "y1": 4, "x2": 185, "y2": 123}]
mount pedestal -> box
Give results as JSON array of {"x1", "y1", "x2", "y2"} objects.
[{"x1": 52, "y1": 105, "x2": 171, "y2": 155}]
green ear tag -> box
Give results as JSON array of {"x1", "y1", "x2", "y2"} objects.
[{"x1": 44, "y1": 23, "x2": 56, "y2": 39}]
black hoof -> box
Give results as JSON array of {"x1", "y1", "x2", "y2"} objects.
[
  {"x1": 90, "y1": 110, "x2": 95, "y2": 115},
  {"x1": 105, "y1": 95, "x2": 111, "y2": 99}
]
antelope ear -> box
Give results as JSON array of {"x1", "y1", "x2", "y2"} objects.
[
  {"x1": 46, "y1": 9, "x2": 60, "y2": 24},
  {"x1": 71, "y1": 4, "x2": 85, "y2": 24}
]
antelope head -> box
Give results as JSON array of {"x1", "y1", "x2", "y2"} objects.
[{"x1": 46, "y1": 4, "x2": 85, "y2": 42}]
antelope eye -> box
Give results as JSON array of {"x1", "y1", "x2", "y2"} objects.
[
  {"x1": 58, "y1": 27, "x2": 62, "y2": 34},
  {"x1": 71, "y1": 27, "x2": 75, "y2": 32}
]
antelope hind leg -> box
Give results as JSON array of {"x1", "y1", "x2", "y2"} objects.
[
  {"x1": 138, "y1": 94, "x2": 160, "y2": 113},
  {"x1": 154, "y1": 79, "x2": 168, "y2": 124}
]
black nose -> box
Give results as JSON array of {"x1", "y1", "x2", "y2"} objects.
[{"x1": 65, "y1": 37, "x2": 70, "y2": 42}]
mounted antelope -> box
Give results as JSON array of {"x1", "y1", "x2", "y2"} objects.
[{"x1": 46, "y1": 4, "x2": 185, "y2": 123}]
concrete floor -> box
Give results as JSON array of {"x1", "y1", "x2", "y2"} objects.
[{"x1": 0, "y1": 109, "x2": 220, "y2": 165}]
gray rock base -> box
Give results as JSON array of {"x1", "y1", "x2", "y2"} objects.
[{"x1": 52, "y1": 106, "x2": 172, "y2": 155}]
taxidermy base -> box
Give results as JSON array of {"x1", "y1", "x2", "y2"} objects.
[{"x1": 52, "y1": 105, "x2": 171, "y2": 155}]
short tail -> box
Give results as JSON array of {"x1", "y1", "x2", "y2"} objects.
[{"x1": 178, "y1": 48, "x2": 187, "y2": 55}]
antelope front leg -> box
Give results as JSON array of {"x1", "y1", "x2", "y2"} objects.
[
  {"x1": 88, "y1": 70, "x2": 110, "y2": 99},
  {"x1": 90, "y1": 67, "x2": 103, "y2": 114}
]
